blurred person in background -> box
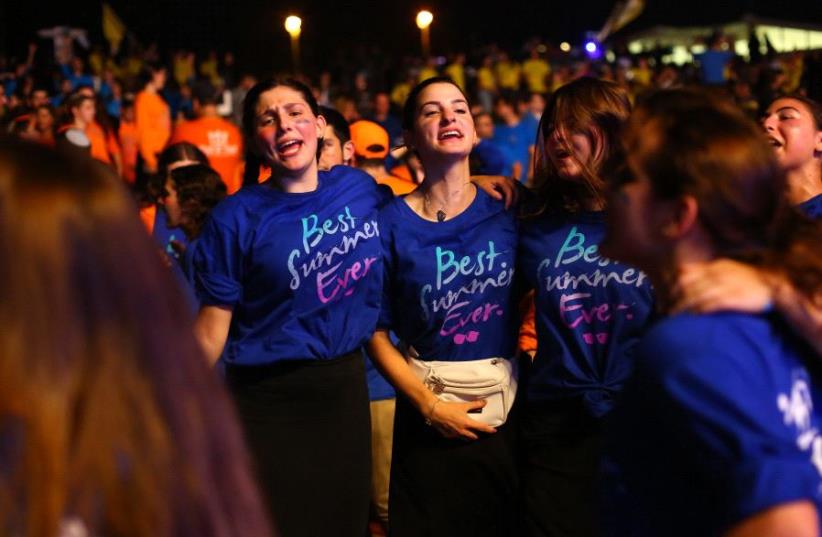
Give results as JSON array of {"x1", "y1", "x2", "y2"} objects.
[
  {"x1": 493, "y1": 91, "x2": 534, "y2": 182},
  {"x1": 171, "y1": 82, "x2": 243, "y2": 194},
  {"x1": 135, "y1": 63, "x2": 172, "y2": 175},
  {"x1": 350, "y1": 119, "x2": 416, "y2": 195},
  {"x1": 369, "y1": 91, "x2": 402, "y2": 148},
  {"x1": 318, "y1": 105, "x2": 354, "y2": 171}
]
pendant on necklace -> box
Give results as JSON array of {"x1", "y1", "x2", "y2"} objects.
[{"x1": 436, "y1": 210, "x2": 446, "y2": 222}]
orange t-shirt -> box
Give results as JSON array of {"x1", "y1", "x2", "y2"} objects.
[
  {"x1": 135, "y1": 90, "x2": 171, "y2": 171},
  {"x1": 86, "y1": 121, "x2": 122, "y2": 169},
  {"x1": 376, "y1": 174, "x2": 416, "y2": 196},
  {"x1": 119, "y1": 120, "x2": 139, "y2": 184},
  {"x1": 170, "y1": 116, "x2": 244, "y2": 194},
  {"x1": 139, "y1": 204, "x2": 156, "y2": 235}
]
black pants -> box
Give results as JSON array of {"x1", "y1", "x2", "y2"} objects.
[
  {"x1": 520, "y1": 398, "x2": 604, "y2": 537},
  {"x1": 226, "y1": 351, "x2": 371, "y2": 537},
  {"x1": 388, "y1": 395, "x2": 519, "y2": 537}
]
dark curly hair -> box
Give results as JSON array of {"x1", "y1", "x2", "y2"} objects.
[{"x1": 169, "y1": 164, "x2": 227, "y2": 239}]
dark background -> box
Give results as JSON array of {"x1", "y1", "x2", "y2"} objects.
[{"x1": 3, "y1": 0, "x2": 822, "y2": 75}]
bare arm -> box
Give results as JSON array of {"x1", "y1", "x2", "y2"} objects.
[
  {"x1": 724, "y1": 500, "x2": 819, "y2": 537},
  {"x1": 366, "y1": 329, "x2": 496, "y2": 440},
  {"x1": 194, "y1": 305, "x2": 233, "y2": 367},
  {"x1": 673, "y1": 260, "x2": 822, "y2": 355}
]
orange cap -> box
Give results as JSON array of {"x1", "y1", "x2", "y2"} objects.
[{"x1": 350, "y1": 120, "x2": 389, "y2": 159}]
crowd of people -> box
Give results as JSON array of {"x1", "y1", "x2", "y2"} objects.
[{"x1": 0, "y1": 24, "x2": 821, "y2": 537}]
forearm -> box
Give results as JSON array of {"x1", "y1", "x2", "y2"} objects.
[
  {"x1": 367, "y1": 330, "x2": 437, "y2": 417},
  {"x1": 724, "y1": 500, "x2": 819, "y2": 537},
  {"x1": 194, "y1": 305, "x2": 232, "y2": 367}
]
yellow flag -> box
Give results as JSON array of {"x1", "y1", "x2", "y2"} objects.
[
  {"x1": 597, "y1": 0, "x2": 645, "y2": 42},
  {"x1": 102, "y1": 3, "x2": 126, "y2": 54}
]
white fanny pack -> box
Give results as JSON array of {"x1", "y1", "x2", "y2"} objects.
[{"x1": 407, "y1": 350, "x2": 518, "y2": 427}]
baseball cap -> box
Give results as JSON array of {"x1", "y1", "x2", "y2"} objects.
[{"x1": 350, "y1": 120, "x2": 389, "y2": 159}]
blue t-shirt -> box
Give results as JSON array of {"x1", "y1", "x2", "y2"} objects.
[
  {"x1": 192, "y1": 166, "x2": 390, "y2": 365},
  {"x1": 378, "y1": 188, "x2": 518, "y2": 362},
  {"x1": 492, "y1": 120, "x2": 534, "y2": 182},
  {"x1": 518, "y1": 211, "x2": 654, "y2": 416},
  {"x1": 798, "y1": 193, "x2": 822, "y2": 220},
  {"x1": 695, "y1": 49, "x2": 734, "y2": 85},
  {"x1": 607, "y1": 312, "x2": 822, "y2": 537},
  {"x1": 471, "y1": 139, "x2": 514, "y2": 176}
]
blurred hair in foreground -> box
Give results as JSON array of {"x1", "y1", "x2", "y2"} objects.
[{"x1": 0, "y1": 139, "x2": 271, "y2": 537}]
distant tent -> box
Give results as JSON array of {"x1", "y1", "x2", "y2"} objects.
[{"x1": 614, "y1": 13, "x2": 822, "y2": 64}]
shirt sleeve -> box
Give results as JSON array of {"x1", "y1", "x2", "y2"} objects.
[{"x1": 191, "y1": 212, "x2": 244, "y2": 306}]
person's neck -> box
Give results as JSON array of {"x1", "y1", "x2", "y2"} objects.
[
  {"x1": 73, "y1": 119, "x2": 88, "y2": 130},
  {"x1": 649, "y1": 232, "x2": 715, "y2": 314},
  {"x1": 419, "y1": 159, "x2": 475, "y2": 221},
  {"x1": 503, "y1": 114, "x2": 519, "y2": 127},
  {"x1": 785, "y1": 160, "x2": 822, "y2": 206},
  {"x1": 145, "y1": 84, "x2": 158, "y2": 94},
  {"x1": 272, "y1": 161, "x2": 320, "y2": 193},
  {"x1": 361, "y1": 163, "x2": 388, "y2": 180}
]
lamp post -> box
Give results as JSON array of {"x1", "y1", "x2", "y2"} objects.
[
  {"x1": 416, "y1": 10, "x2": 433, "y2": 58},
  {"x1": 284, "y1": 15, "x2": 302, "y2": 74}
]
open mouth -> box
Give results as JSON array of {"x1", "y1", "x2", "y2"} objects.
[
  {"x1": 766, "y1": 136, "x2": 783, "y2": 148},
  {"x1": 277, "y1": 139, "x2": 303, "y2": 156},
  {"x1": 438, "y1": 129, "x2": 463, "y2": 140}
]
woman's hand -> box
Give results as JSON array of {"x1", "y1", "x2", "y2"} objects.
[
  {"x1": 427, "y1": 398, "x2": 497, "y2": 440},
  {"x1": 472, "y1": 175, "x2": 519, "y2": 209}
]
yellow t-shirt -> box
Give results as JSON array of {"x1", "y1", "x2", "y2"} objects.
[
  {"x1": 418, "y1": 67, "x2": 439, "y2": 83},
  {"x1": 522, "y1": 59, "x2": 551, "y2": 93},
  {"x1": 444, "y1": 63, "x2": 466, "y2": 90},
  {"x1": 496, "y1": 61, "x2": 521, "y2": 90},
  {"x1": 391, "y1": 82, "x2": 411, "y2": 108},
  {"x1": 477, "y1": 67, "x2": 497, "y2": 92}
]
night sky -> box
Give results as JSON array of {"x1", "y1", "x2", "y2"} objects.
[{"x1": 3, "y1": 0, "x2": 822, "y2": 75}]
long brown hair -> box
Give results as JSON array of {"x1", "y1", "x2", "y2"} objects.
[
  {"x1": 0, "y1": 139, "x2": 271, "y2": 537},
  {"x1": 626, "y1": 89, "x2": 822, "y2": 299},
  {"x1": 532, "y1": 77, "x2": 631, "y2": 214}
]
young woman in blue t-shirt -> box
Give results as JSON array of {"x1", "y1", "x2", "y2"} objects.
[
  {"x1": 192, "y1": 79, "x2": 388, "y2": 537},
  {"x1": 367, "y1": 77, "x2": 520, "y2": 537},
  {"x1": 670, "y1": 95, "x2": 822, "y2": 354},
  {"x1": 516, "y1": 77, "x2": 654, "y2": 537},
  {"x1": 602, "y1": 89, "x2": 822, "y2": 536}
]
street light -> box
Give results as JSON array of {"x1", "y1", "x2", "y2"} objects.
[
  {"x1": 284, "y1": 15, "x2": 302, "y2": 74},
  {"x1": 416, "y1": 10, "x2": 433, "y2": 58}
]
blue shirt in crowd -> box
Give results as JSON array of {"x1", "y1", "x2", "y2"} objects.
[
  {"x1": 378, "y1": 188, "x2": 518, "y2": 362},
  {"x1": 493, "y1": 120, "x2": 534, "y2": 182},
  {"x1": 192, "y1": 166, "x2": 389, "y2": 365}
]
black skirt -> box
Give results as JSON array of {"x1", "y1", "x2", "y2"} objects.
[
  {"x1": 388, "y1": 395, "x2": 519, "y2": 537},
  {"x1": 226, "y1": 351, "x2": 371, "y2": 537}
]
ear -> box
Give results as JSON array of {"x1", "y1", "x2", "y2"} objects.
[
  {"x1": 660, "y1": 195, "x2": 699, "y2": 239},
  {"x1": 315, "y1": 114, "x2": 327, "y2": 139},
  {"x1": 342, "y1": 140, "x2": 355, "y2": 166},
  {"x1": 813, "y1": 129, "x2": 822, "y2": 154}
]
